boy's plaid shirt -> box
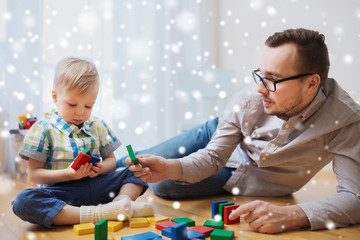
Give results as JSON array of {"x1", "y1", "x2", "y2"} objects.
[{"x1": 19, "y1": 111, "x2": 121, "y2": 172}]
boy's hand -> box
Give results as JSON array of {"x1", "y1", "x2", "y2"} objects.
[
  {"x1": 67, "y1": 162, "x2": 92, "y2": 180},
  {"x1": 88, "y1": 162, "x2": 104, "y2": 178}
]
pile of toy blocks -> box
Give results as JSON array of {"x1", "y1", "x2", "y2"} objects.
[{"x1": 73, "y1": 199, "x2": 239, "y2": 239}]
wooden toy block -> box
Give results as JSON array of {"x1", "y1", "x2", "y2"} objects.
[
  {"x1": 219, "y1": 202, "x2": 234, "y2": 221},
  {"x1": 212, "y1": 200, "x2": 228, "y2": 219},
  {"x1": 120, "y1": 231, "x2": 162, "y2": 240},
  {"x1": 189, "y1": 225, "x2": 214, "y2": 237},
  {"x1": 126, "y1": 144, "x2": 138, "y2": 164},
  {"x1": 129, "y1": 217, "x2": 149, "y2": 228},
  {"x1": 71, "y1": 150, "x2": 92, "y2": 170},
  {"x1": 90, "y1": 154, "x2": 101, "y2": 164},
  {"x1": 171, "y1": 217, "x2": 195, "y2": 227},
  {"x1": 155, "y1": 220, "x2": 177, "y2": 230},
  {"x1": 95, "y1": 219, "x2": 108, "y2": 240},
  {"x1": 210, "y1": 229, "x2": 234, "y2": 240},
  {"x1": 188, "y1": 230, "x2": 205, "y2": 239},
  {"x1": 73, "y1": 222, "x2": 95, "y2": 235},
  {"x1": 162, "y1": 222, "x2": 187, "y2": 240},
  {"x1": 203, "y1": 220, "x2": 224, "y2": 229},
  {"x1": 108, "y1": 221, "x2": 123, "y2": 232},
  {"x1": 147, "y1": 215, "x2": 170, "y2": 225},
  {"x1": 223, "y1": 205, "x2": 240, "y2": 225}
]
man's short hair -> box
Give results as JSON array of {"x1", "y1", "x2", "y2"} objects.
[
  {"x1": 265, "y1": 28, "x2": 330, "y2": 86},
  {"x1": 54, "y1": 57, "x2": 99, "y2": 94}
]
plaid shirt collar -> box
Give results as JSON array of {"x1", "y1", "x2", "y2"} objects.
[{"x1": 50, "y1": 112, "x2": 92, "y2": 136}]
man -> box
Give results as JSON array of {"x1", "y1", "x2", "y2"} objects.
[{"x1": 125, "y1": 28, "x2": 360, "y2": 233}]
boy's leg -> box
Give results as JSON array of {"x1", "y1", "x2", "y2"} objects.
[
  {"x1": 13, "y1": 168, "x2": 148, "y2": 227},
  {"x1": 116, "y1": 117, "x2": 219, "y2": 168}
]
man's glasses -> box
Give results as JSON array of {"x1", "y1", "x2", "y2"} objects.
[{"x1": 252, "y1": 69, "x2": 315, "y2": 92}]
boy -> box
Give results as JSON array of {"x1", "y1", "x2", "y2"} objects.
[{"x1": 12, "y1": 57, "x2": 153, "y2": 228}]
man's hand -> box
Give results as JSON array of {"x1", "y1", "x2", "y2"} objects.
[
  {"x1": 229, "y1": 200, "x2": 310, "y2": 234},
  {"x1": 126, "y1": 154, "x2": 182, "y2": 183}
]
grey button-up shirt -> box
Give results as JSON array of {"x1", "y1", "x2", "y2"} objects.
[{"x1": 179, "y1": 78, "x2": 360, "y2": 230}]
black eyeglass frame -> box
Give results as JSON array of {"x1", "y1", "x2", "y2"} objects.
[{"x1": 252, "y1": 69, "x2": 315, "y2": 92}]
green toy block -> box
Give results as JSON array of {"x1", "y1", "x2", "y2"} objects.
[
  {"x1": 83, "y1": 148, "x2": 90, "y2": 155},
  {"x1": 95, "y1": 219, "x2": 108, "y2": 240},
  {"x1": 210, "y1": 229, "x2": 234, "y2": 240},
  {"x1": 171, "y1": 217, "x2": 195, "y2": 227},
  {"x1": 126, "y1": 144, "x2": 138, "y2": 164},
  {"x1": 218, "y1": 202, "x2": 234, "y2": 221},
  {"x1": 204, "y1": 220, "x2": 224, "y2": 229}
]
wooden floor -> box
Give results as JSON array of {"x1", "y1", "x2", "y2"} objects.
[{"x1": 1, "y1": 170, "x2": 359, "y2": 240}]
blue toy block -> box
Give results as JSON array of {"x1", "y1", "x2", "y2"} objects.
[
  {"x1": 188, "y1": 230, "x2": 205, "y2": 239},
  {"x1": 162, "y1": 222, "x2": 187, "y2": 240},
  {"x1": 90, "y1": 154, "x2": 101, "y2": 164},
  {"x1": 212, "y1": 200, "x2": 228, "y2": 219},
  {"x1": 121, "y1": 231, "x2": 162, "y2": 240}
]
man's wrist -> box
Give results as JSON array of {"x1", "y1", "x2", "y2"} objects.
[
  {"x1": 166, "y1": 159, "x2": 183, "y2": 181},
  {"x1": 289, "y1": 205, "x2": 310, "y2": 229}
]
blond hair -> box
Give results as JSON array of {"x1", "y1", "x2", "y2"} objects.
[{"x1": 54, "y1": 57, "x2": 99, "y2": 94}]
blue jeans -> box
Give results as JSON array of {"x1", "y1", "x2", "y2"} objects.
[
  {"x1": 117, "y1": 117, "x2": 235, "y2": 199},
  {"x1": 12, "y1": 168, "x2": 147, "y2": 228}
]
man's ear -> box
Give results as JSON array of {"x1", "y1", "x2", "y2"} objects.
[
  {"x1": 52, "y1": 90, "x2": 57, "y2": 104},
  {"x1": 307, "y1": 74, "x2": 321, "y2": 94}
]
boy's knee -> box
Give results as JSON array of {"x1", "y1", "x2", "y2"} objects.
[{"x1": 12, "y1": 189, "x2": 33, "y2": 216}]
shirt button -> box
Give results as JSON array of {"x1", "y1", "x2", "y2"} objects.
[{"x1": 284, "y1": 124, "x2": 290, "y2": 129}]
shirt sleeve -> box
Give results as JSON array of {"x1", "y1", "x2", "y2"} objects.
[
  {"x1": 298, "y1": 121, "x2": 360, "y2": 230},
  {"x1": 18, "y1": 121, "x2": 50, "y2": 162},
  {"x1": 96, "y1": 119, "x2": 122, "y2": 157}
]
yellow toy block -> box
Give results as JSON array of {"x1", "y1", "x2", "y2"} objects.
[
  {"x1": 73, "y1": 222, "x2": 95, "y2": 235},
  {"x1": 147, "y1": 215, "x2": 170, "y2": 225},
  {"x1": 113, "y1": 236, "x2": 121, "y2": 240},
  {"x1": 129, "y1": 217, "x2": 149, "y2": 228},
  {"x1": 108, "y1": 221, "x2": 123, "y2": 232}
]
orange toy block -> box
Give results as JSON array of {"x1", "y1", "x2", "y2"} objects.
[
  {"x1": 129, "y1": 217, "x2": 149, "y2": 228},
  {"x1": 108, "y1": 221, "x2": 123, "y2": 232},
  {"x1": 155, "y1": 220, "x2": 177, "y2": 230},
  {"x1": 224, "y1": 204, "x2": 240, "y2": 225},
  {"x1": 73, "y1": 222, "x2": 95, "y2": 235},
  {"x1": 147, "y1": 215, "x2": 170, "y2": 225}
]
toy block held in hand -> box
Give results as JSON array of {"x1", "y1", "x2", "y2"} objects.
[
  {"x1": 95, "y1": 219, "x2": 108, "y2": 240},
  {"x1": 126, "y1": 144, "x2": 138, "y2": 164},
  {"x1": 90, "y1": 154, "x2": 101, "y2": 164},
  {"x1": 73, "y1": 222, "x2": 95, "y2": 235},
  {"x1": 71, "y1": 149, "x2": 92, "y2": 170},
  {"x1": 224, "y1": 205, "x2": 240, "y2": 225}
]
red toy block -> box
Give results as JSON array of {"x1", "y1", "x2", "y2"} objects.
[
  {"x1": 155, "y1": 220, "x2": 177, "y2": 230},
  {"x1": 189, "y1": 225, "x2": 214, "y2": 237},
  {"x1": 71, "y1": 152, "x2": 92, "y2": 170},
  {"x1": 224, "y1": 204, "x2": 240, "y2": 225}
]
